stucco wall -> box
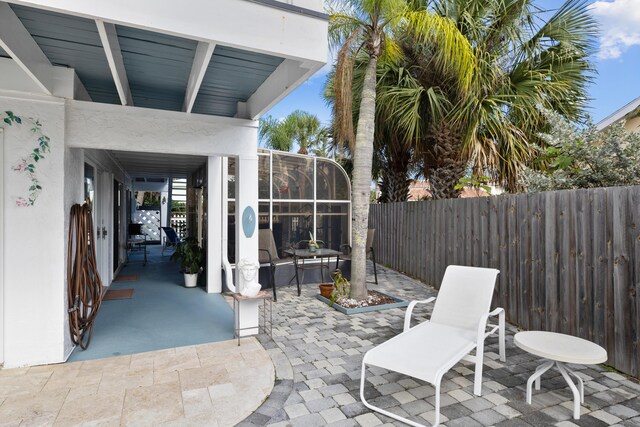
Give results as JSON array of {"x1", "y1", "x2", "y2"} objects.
[
  {"x1": 66, "y1": 101, "x2": 258, "y2": 157},
  {"x1": 62, "y1": 147, "x2": 84, "y2": 358},
  {"x1": 0, "y1": 95, "x2": 67, "y2": 367}
]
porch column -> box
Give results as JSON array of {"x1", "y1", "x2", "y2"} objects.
[
  {"x1": 207, "y1": 156, "x2": 222, "y2": 293},
  {"x1": 235, "y1": 154, "x2": 259, "y2": 335}
]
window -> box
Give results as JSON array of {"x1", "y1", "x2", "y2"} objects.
[{"x1": 228, "y1": 150, "x2": 351, "y2": 261}]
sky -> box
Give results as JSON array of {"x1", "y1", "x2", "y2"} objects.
[{"x1": 265, "y1": 0, "x2": 640, "y2": 128}]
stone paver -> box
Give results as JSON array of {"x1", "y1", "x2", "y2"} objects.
[
  {"x1": 0, "y1": 337, "x2": 273, "y2": 426},
  {"x1": 241, "y1": 262, "x2": 640, "y2": 427}
]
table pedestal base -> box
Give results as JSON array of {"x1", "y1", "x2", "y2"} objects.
[{"x1": 526, "y1": 360, "x2": 584, "y2": 419}]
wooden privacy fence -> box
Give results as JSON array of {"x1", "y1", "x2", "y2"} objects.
[{"x1": 369, "y1": 186, "x2": 640, "y2": 377}]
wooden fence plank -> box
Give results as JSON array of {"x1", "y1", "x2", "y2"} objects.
[
  {"x1": 630, "y1": 187, "x2": 640, "y2": 377},
  {"x1": 529, "y1": 193, "x2": 542, "y2": 330},
  {"x1": 612, "y1": 188, "x2": 631, "y2": 374},
  {"x1": 517, "y1": 194, "x2": 530, "y2": 330}
]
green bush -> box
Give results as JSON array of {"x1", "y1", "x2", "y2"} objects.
[{"x1": 519, "y1": 113, "x2": 640, "y2": 192}]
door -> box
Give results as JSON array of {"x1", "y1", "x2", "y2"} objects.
[
  {"x1": 113, "y1": 180, "x2": 122, "y2": 272},
  {"x1": 96, "y1": 171, "x2": 113, "y2": 285},
  {"x1": 84, "y1": 163, "x2": 112, "y2": 286}
]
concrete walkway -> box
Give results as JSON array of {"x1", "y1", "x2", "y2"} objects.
[
  {"x1": 69, "y1": 245, "x2": 234, "y2": 362},
  {"x1": 240, "y1": 263, "x2": 640, "y2": 427},
  {"x1": 0, "y1": 338, "x2": 273, "y2": 426}
]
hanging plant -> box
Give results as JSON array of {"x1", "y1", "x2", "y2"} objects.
[{"x1": 2, "y1": 111, "x2": 51, "y2": 206}]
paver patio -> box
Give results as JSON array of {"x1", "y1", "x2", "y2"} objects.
[{"x1": 240, "y1": 263, "x2": 640, "y2": 427}]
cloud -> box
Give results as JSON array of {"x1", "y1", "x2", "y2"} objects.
[{"x1": 591, "y1": 0, "x2": 640, "y2": 59}]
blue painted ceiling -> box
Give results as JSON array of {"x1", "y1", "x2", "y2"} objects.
[
  {"x1": 192, "y1": 45, "x2": 284, "y2": 117},
  {"x1": 8, "y1": 4, "x2": 285, "y2": 117},
  {"x1": 10, "y1": 4, "x2": 120, "y2": 104}
]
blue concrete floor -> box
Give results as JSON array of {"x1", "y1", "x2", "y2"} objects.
[{"x1": 68, "y1": 245, "x2": 234, "y2": 362}]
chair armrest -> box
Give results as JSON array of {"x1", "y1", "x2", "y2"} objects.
[
  {"x1": 339, "y1": 244, "x2": 351, "y2": 254},
  {"x1": 476, "y1": 307, "x2": 505, "y2": 347},
  {"x1": 488, "y1": 307, "x2": 504, "y2": 318},
  {"x1": 403, "y1": 297, "x2": 436, "y2": 332},
  {"x1": 486, "y1": 307, "x2": 505, "y2": 333}
]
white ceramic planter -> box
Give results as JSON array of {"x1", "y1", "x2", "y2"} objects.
[{"x1": 184, "y1": 273, "x2": 199, "y2": 288}]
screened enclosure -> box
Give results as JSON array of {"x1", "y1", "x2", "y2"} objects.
[{"x1": 227, "y1": 150, "x2": 351, "y2": 261}]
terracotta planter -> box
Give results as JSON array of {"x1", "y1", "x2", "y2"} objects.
[{"x1": 319, "y1": 283, "x2": 334, "y2": 299}]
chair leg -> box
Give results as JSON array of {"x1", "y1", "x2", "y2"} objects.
[
  {"x1": 498, "y1": 311, "x2": 506, "y2": 362},
  {"x1": 271, "y1": 265, "x2": 277, "y2": 302},
  {"x1": 474, "y1": 339, "x2": 485, "y2": 396},
  {"x1": 433, "y1": 379, "x2": 441, "y2": 427},
  {"x1": 360, "y1": 358, "x2": 434, "y2": 427},
  {"x1": 371, "y1": 249, "x2": 378, "y2": 285}
]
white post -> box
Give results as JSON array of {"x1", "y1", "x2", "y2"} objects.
[
  {"x1": 235, "y1": 154, "x2": 259, "y2": 335},
  {"x1": 0, "y1": 128, "x2": 4, "y2": 364},
  {"x1": 207, "y1": 156, "x2": 222, "y2": 293}
]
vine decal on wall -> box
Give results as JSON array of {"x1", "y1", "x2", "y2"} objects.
[{"x1": 2, "y1": 111, "x2": 51, "y2": 207}]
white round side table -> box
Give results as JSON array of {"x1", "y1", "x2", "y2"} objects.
[{"x1": 514, "y1": 331, "x2": 607, "y2": 420}]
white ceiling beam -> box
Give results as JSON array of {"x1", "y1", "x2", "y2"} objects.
[
  {"x1": 183, "y1": 41, "x2": 215, "y2": 113},
  {"x1": 95, "y1": 19, "x2": 133, "y2": 106},
  {"x1": 0, "y1": 2, "x2": 55, "y2": 95},
  {"x1": 244, "y1": 59, "x2": 319, "y2": 120}
]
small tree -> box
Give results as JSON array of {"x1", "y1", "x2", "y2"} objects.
[{"x1": 519, "y1": 114, "x2": 640, "y2": 192}]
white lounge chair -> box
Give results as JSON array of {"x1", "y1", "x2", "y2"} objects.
[{"x1": 360, "y1": 265, "x2": 506, "y2": 427}]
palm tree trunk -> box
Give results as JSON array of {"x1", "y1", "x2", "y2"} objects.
[
  {"x1": 384, "y1": 169, "x2": 411, "y2": 202},
  {"x1": 427, "y1": 121, "x2": 465, "y2": 200},
  {"x1": 378, "y1": 133, "x2": 412, "y2": 202},
  {"x1": 350, "y1": 56, "x2": 378, "y2": 300}
]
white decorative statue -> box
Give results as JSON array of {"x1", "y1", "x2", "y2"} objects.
[{"x1": 237, "y1": 258, "x2": 261, "y2": 297}]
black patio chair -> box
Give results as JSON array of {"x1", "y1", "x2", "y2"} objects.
[{"x1": 258, "y1": 229, "x2": 293, "y2": 301}]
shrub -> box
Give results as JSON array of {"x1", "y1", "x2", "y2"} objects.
[{"x1": 519, "y1": 113, "x2": 640, "y2": 192}]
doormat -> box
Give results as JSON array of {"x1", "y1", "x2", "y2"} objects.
[
  {"x1": 103, "y1": 289, "x2": 134, "y2": 300},
  {"x1": 113, "y1": 274, "x2": 139, "y2": 282}
]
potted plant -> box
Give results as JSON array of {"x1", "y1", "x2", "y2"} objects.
[
  {"x1": 319, "y1": 282, "x2": 334, "y2": 298},
  {"x1": 319, "y1": 269, "x2": 351, "y2": 302},
  {"x1": 170, "y1": 238, "x2": 203, "y2": 287},
  {"x1": 308, "y1": 232, "x2": 319, "y2": 252}
]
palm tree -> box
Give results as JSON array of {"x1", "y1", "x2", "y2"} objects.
[
  {"x1": 259, "y1": 111, "x2": 328, "y2": 155},
  {"x1": 259, "y1": 115, "x2": 293, "y2": 152},
  {"x1": 286, "y1": 110, "x2": 326, "y2": 155},
  {"x1": 428, "y1": 0, "x2": 597, "y2": 194},
  {"x1": 328, "y1": 0, "x2": 475, "y2": 298}
]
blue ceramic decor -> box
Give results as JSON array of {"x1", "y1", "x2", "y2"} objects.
[{"x1": 242, "y1": 206, "x2": 256, "y2": 238}]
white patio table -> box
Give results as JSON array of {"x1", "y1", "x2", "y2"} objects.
[{"x1": 514, "y1": 331, "x2": 607, "y2": 420}]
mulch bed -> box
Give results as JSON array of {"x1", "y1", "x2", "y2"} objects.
[
  {"x1": 334, "y1": 290, "x2": 396, "y2": 309},
  {"x1": 103, "y1": 289, "x2": 135, "y2": 300}
]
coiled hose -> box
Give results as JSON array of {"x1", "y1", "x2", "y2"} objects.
[{"x1": 67, "y1": 203, "x2": 103, "y2": 350}]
